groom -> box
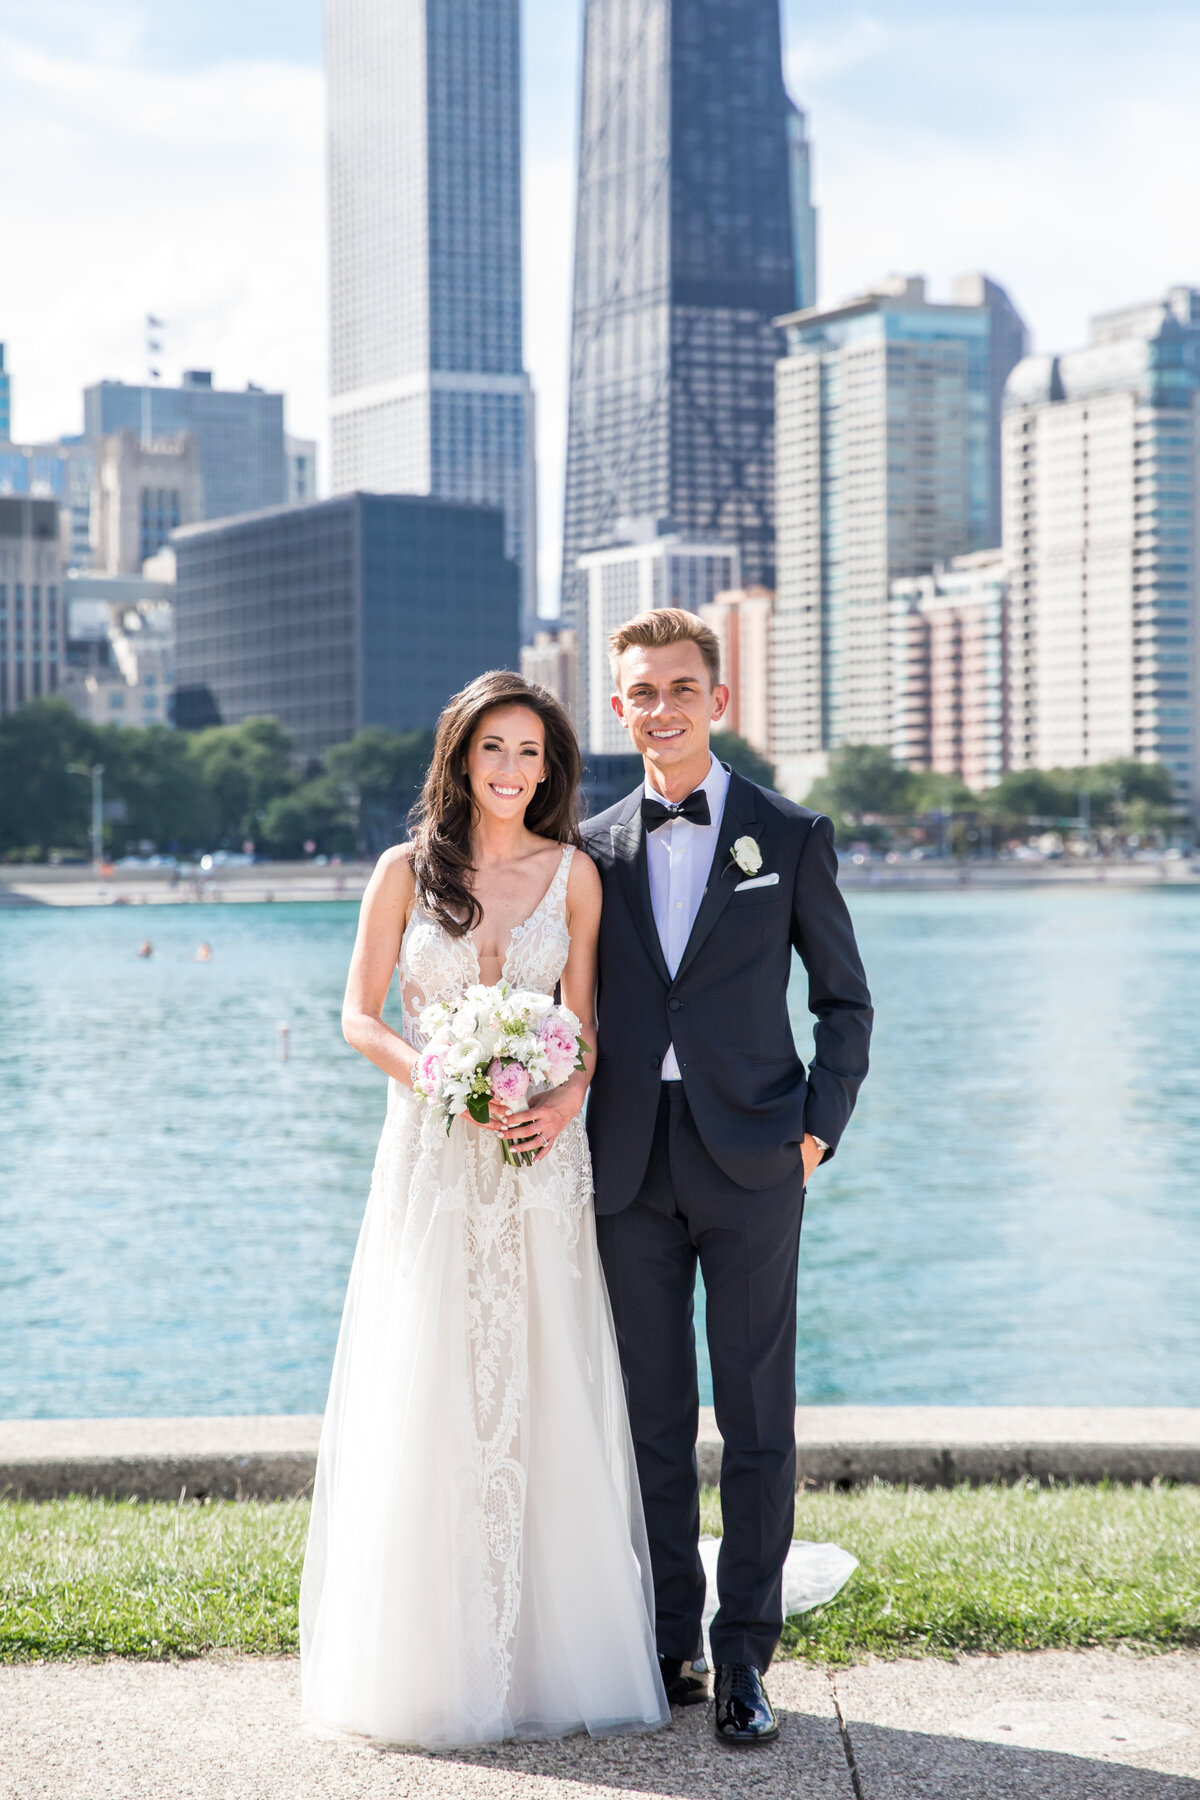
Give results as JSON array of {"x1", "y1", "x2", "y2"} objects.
[{"x1": 582, "y1": 608, "x2": 872, "y2": 1748}]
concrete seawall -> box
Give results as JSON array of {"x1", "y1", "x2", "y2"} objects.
[{"x1": 3, "y1": 1407, "x2": 1200, "y2": 1501}]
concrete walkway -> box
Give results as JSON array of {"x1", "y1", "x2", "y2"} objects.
[
  {"x1": 2, "y1": 1650, "x2": 1197, "y2": 1799},
  {"x1": 6, "y1": 1408, "x2": 1200, "y2": 1500}
]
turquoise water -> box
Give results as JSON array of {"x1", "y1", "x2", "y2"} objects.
[{"x1": 2, "y1": 890, "x2": 1198, "y2": 1417}]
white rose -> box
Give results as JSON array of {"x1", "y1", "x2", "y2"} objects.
[
  {"x1": 732, "y1": 835, "x2": 763, "y2": 876},
  {"x1": 443, "y1": 1037, "x2": 484, "y2": 1075}
]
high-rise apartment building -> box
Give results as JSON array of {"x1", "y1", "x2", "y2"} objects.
[
  {"x1": 1003, "y1": 286, "x2": 1200, "y2": 804},
  {"x1": 84, "y1": 371, "x2": 286, "y2": 524},
  {"x1": 93, "y1": 432, "x2": 204, "y2": 576},
  {"x1": 0, "y1": 497, "x2": 66, "y2": 714},
  {"x1": 326, "y1": 0, "x2": 537, "y2": 636},
  {"x1": 0, "y1": 439, "x2": 94, "y2": 569},
  {"x1": 890, "y1": 550, "x2": 1008, "y2": 790},
  {"x1": 173, "y1": 493, "x2": 520, "y2": 761},
  {"x1": 578, "y1": 528, "x2": 740, "y2": 752},
  {"x1": 771, "y1": 273, "x2": 1027, "y2": 796},
  {"x1": 561, "y1": 0, "x2": 811, "y2": 675}
]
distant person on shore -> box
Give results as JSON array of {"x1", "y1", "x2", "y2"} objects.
[{"x1": 194, "y1": 942, "x2": 212, "y2": 963}]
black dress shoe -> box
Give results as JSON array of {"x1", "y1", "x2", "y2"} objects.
[
  {"x1": 658, "y1": 1654, "x2": 710, "y2": 1706},
  {"x1": 714, "y1": 1663, "x2": 779, "y2": 1747}
]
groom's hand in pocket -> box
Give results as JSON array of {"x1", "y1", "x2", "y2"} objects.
[{"x1": 801, "y1": 1133, "x2": 826, "y2": 1186}]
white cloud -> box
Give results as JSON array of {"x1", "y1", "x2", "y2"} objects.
[{"x1": 0, "y1": 28, "x2": 326, "y2": 450}]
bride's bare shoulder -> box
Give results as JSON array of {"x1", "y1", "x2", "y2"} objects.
[
  {"x1": 565, "y1": 841, "x2": 601, "y2": 913},
  {"x1": 364, "y1": 842, "x2": 417, "y2": 912}
]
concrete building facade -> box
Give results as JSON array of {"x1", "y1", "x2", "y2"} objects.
[
  {"x1": 326, "y1": 0, "x2": 537, "y2": 636},
  {"x1": 0, "y1": 496, "x2": 66, "y2": 714},
  {"x1": 890, "y1": 551, "x2": 1008, "y2": 790},
  {"x1": 93, "y1": 432, "x2": 204, "y2": 576},
  {"x1": 61, "y1": 572, "x2": 176, "y2": 728},
  {"x1": 771, "y1": 273, "x2": 1027, "y2": 797},
  {"x1": 1003, "y1": 285, "x2": 1200, "y2": 805},
  {"x1": 84, "y1": 372, "x2": 286, "y2": 525},
  {"x1": 172, "y1": 493, "x2": 520, "y2": 762},
  {"x1": 520, "y1": 627, "x2": 582, "y2": 730},
  {"x1": 700, "y1": 585, "x2": 774, "y2": 756}
]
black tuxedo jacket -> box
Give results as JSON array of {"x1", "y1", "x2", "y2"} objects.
[{"x1": 580, "y1": 768, "x2": 873, "y2": 1214}]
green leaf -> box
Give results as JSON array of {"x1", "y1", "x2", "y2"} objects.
[{"x1": 466, "y1": 1093, "x2": 491, "y2": 1125}]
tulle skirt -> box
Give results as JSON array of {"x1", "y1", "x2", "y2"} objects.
[{"x1": 300, "y1": 1082, "x2": 669, "y2": 1748}]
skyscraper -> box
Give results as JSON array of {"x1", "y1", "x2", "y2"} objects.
[
  {"x1": 0, "y1": 346, "x2": 10, "y2": 439},
  {"x1": 560, "y1": 0, "x2": 811, "y2": 642},
  {"x1": 326, "y1": 0, "x2": 537, "y2": 635},
  {"x1": 770, "y1": 274, "x2": 1027, "y2": 795},
  {"x1": 1003, "y1": 286, "x2": 1200, "y2": 804}
]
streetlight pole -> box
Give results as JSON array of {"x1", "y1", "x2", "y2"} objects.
[{"x1": 68, "y1": 762, "x2": 105, "y2": 868}]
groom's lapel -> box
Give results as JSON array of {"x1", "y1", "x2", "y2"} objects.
[
  {"x1": 673, "y1": 769, "x2": 761, "y2": 986},
  {"x1": 610, "y1": 790, "x2": 672, "y2": 986}
]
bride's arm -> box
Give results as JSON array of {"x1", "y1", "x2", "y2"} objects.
[
  {"x1": 496, "y1": 848, "x2": 602, "y2": 1163},
  {"x1": 341, "y1": 845, "x2": 420, "y2": 1086}
]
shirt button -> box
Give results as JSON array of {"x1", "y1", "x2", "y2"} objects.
[{"x1": 675, "y1": 901, "x2": 682, "y2": 908}]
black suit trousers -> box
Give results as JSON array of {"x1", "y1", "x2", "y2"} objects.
[{"x1": 595, "y1": 1083, "x2": 804, "y2": 1672}]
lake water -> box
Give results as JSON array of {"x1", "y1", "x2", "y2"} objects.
[{"x1": 2, "y1": 889, "x2": 1199, "y2": 1418}]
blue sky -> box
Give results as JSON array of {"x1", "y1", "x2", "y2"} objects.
[{"x1": 1, "y1": 2, "x2": 1197, "y2": 602}]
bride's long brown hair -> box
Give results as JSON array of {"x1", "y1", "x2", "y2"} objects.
[{"x1": 408, "y1": 669, "x2": 583, "y2": 937}]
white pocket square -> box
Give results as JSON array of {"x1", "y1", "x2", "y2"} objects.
[{"x1": 735, "y1": 871, "x2": 779, "y2": 891}]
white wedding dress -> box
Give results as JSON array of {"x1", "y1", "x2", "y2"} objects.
[{"x1": 300, "y1": 845, "x2": 671, "y2": 1747}]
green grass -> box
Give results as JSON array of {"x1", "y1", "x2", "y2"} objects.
[
  {"x1": 2, "y1": 1482, "x2": 1199, "y2": 1664},
  {"x1": 0, "y1": 1495, "x2": 308, "y2": 1660}
]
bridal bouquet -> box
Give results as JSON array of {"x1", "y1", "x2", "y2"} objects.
[{"x1": 411, "y1": 981, "x2": 589, "y2": 1166}]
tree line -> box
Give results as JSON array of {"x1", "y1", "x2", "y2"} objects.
[
  {"x1": 0, "y1": 700, "x2": 434, "y2": 863},
  {"x1": 0, "y1": 701, "x2": 1181, "y2": 864},
  {"x1": 805, "y1": 743, "x2": 1181, "y2": 851}
]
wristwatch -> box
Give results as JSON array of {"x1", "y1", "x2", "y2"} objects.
[{"x1": 809, "y1": 1134, "x2": 829, "y2": 1159}]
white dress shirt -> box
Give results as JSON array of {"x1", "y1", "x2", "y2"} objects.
[{"x1": 644, "y1": 754, "x2": 730, "y2": 1080}]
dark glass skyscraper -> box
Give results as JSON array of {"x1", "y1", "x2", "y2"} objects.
[{"x1": 560, "y1": 0, "x2": 807, "y2": 629}]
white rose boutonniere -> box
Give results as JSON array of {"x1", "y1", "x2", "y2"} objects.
[{"x1": 730, "y1": 835, "x2": 763, "y2": 877}]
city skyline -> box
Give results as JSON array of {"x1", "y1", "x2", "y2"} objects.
[{"x1": 0, "y1": 2, "x2": 1198, "y2": 609}]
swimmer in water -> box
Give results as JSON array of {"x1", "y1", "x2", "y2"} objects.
[
  {"x1": 137, "y1": 941, "x2": 153, "y2": 959},
  {"x1": 195, "y1": 942, "x2": 213, "y2": 962}
]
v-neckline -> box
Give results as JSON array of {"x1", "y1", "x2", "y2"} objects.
[{"x1": 467, "y1": 843, "x2": 569, "y2": 986}]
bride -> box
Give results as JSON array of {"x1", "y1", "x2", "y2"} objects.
[{"x1": 300, "y1": 669, "x2": 669, "y2": 1747}]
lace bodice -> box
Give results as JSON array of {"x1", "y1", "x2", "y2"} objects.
[{"x1": 399, "y1": 844, "x2": 574, "y2": 1046}]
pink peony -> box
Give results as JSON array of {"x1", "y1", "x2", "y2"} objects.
[
  {"x1": 539, "y1": 1017, "x2": 579, "y2": 1083},
  {"x1": 488, "y1": 1059, "x2": 532, "y2": 1109},
  {"x1": 413, "y1": 1048, "x2": 445, "y2": 1096}
]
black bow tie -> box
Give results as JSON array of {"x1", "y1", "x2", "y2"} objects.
[{"x1": 641, "y1": 790, "x2": 712, "y2": 832}]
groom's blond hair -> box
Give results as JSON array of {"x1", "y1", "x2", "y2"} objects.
[{"x1": 608, "y1": 608, "x2": 721, "y2": 689}]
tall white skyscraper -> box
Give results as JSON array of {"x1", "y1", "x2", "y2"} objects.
[
  {"x1": 1003, "y1": 286, "x2": 1200, "y2": 804},
  {"x1": 326, "y1": 0, "x2": 537, "y2": 634}
]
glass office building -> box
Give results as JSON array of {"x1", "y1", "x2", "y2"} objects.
[
  {"x1": 326, "y1": 0, "x2": 537, "y2": 637},
  {"x1": 0, "y1": 346, "x2": 10, "y2": 439},
  {"x1": 172, "y1": 493, "x2": 520, "y2": 761},
  {"x1": 561, "y1": 0, "x2": 812, "y2": 655},
  {"x1": 83, "y1": 371, "x2": 286, "y2": 525}
]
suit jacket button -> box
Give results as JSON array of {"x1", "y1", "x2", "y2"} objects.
[
  {"x1": 650, "y1": 1055, "x2": 661, "y2": 1068},
  {"x1": 668, "y1": 998, "x2": 682, "y2": 1011}
]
